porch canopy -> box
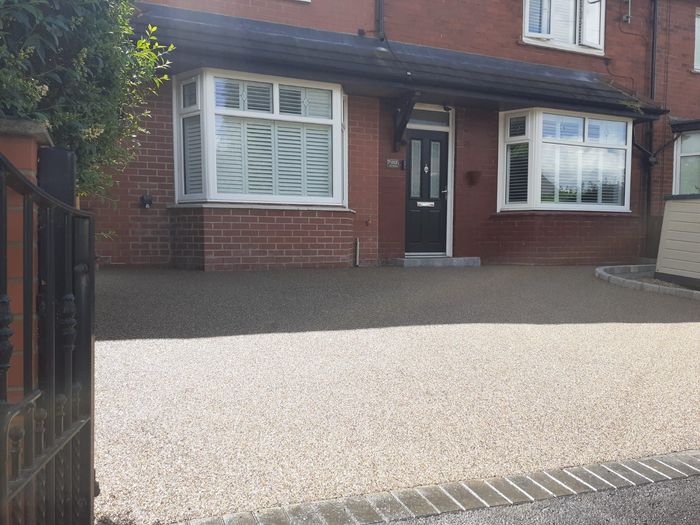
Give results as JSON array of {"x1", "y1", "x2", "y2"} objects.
[{"x1": 136, "y1": 3, "x2": 663, "y2": 147}]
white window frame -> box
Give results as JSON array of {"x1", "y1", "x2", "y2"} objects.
[
  {"x1": 523, "y1": 0, "x2": 606, "y2": 56},
  {"x1": 173, "y1": 69, "x2": 346, "y2": 207},
  {"x1": 497, "y1": 108, "x2": 633, "y2": 213},
  {"x1": 673, "y1": 131, "x2": 700, "y2": 195}
]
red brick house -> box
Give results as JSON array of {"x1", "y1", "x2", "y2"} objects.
[{"x1": 88, "y1": 0, "x2": 700, "y2": 270}]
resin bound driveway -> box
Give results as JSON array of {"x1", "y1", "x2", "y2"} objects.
[{"x1": 94, "y1": 266, "x2": 700, "y2": 525}]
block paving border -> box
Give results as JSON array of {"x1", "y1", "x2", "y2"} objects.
[
  {"x1": 595, "y1": 264, "x2": 700, "y2": 301},
  {"x1": 181, "y1": 450, "x2": 700, "y2": 525}
]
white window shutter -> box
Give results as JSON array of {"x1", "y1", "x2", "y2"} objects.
[
  {"x1": 245, "y1": 121, "x2": 274, "y2": 194},
  {"x1": 304, "y1": 126, "x2": 332, "y2": 197},
  {"x1": 215, "y1": 116, "x2": 244, "y2": 194},
  {"x1": 244, "y1": 82, "x2": 273, "y2": 113},
  {"x1": 580, "y1": 0, "x2": 603, "y2": 49},
  {"x1": 279, "y1": 86, "x2": 304, "y2": 115},
  {"x1": 215, "y1": 78, "x2": 241, "y2": 109},
  {"x1": 550, "y1": 0, "x2": 576, "y2": 44},
  {"x1": 305, "y1": 88, "x2": 333, "y2": 119},
  {"x1": 182, "y1": 115, "x2": 203, "y2": 194},
  {"x1": 506, "y1": 143, "x2": 529, "y2": 203},
  {"x1": 527, "y1": 0, "x2": 551, "y2": 37},
  {"x1": 276, "y1": 124, "x2": 304, "y2": 195}
]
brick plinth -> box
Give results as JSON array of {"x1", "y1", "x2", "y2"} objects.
[{"x1": 170, "y1": 207, "x2": 356, "y2": 271}]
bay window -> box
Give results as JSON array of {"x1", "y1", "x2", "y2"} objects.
[
  {"x1": 524, "y1": 0, "x2": 605, "y2": 54},
  {"x1": 674, "y1": 132, "x2": 700, "y2": 195},
  {"x1": 499, "y1": 109, "x2": 632, "y2": 212},
  {"x1": 174, "y1": 70, "x2": 345, "y2": 206}
]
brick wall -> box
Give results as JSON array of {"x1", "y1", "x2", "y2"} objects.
[
  {"x1": 170, "y1": 207, "x2": 204, "y2": 269},
  {"x1": 378, "y1": 100, "x2": 406, "y2": 260},
  {"x1": 85, "y1": 91, "x2": 175, "y2": 266},
  {"x1": 143, "y1": 0, "x2": 376, "y2": 35},
  {"x1": 197, "y1": 208, "x2": 355, "y2": 271},
  {"x1": 347, "y1": 96, "x2": 380, "y2": 266},
  {"x1": 383, "y1": 0, "x2": 652, "y2": 97}
]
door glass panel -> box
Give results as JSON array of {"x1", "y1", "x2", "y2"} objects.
[
  {"x1": 410, "y1": 139, "x2": 421, "y2": 198},
  {"x1": 430, "y1": 141, "x2": 441, "y2": 199}
]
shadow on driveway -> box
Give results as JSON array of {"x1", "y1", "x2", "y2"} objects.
[{"x1": 96, "y1": 265, "x2": 700, "y2": 341}]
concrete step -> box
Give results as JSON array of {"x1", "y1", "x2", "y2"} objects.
[{"x1": 389, "y1": 257, "x2": 481, "y2": 268}]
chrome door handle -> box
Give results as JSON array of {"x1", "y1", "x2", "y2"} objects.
[{"x1": 441, "y1": 189, "x2": 448, "y2": 195}]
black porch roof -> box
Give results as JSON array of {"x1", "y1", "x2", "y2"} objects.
[{"x1": 135, "y1": 3, "x2": 664, "y2": 120}]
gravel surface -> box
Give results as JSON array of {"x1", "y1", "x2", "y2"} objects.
[{"x1": 94, "y1": 266, "x2": 700, "y2": 525}]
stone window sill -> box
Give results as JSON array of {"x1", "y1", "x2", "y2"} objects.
[{"x1": 168, "y1": 202, "x2": 355, "y2": 213}]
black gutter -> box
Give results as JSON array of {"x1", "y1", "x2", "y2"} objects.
[{"x1": 670, "y1": 119, "x2": 700, "y2": 133}]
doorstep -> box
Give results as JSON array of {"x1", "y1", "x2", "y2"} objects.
[
  {"x1": 388, "y1": 257, "x2": 481, "y2": 268},
  {"x1": 179, "y1": 450, "x2": 700, "y2": 525}
]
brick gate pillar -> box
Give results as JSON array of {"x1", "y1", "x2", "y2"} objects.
[{"x1": 0, "y1": 119, "x2": 52, "y2": 402}]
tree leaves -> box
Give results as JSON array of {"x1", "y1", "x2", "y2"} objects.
[{"x1": 0, "y1": 0, "x2": 173, "y2": 197}]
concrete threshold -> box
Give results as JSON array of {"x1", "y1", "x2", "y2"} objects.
[{"x1": 389, "y1": 257, "x2": 481, "y2": 268}]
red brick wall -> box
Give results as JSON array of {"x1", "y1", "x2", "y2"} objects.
[
  {"x1": 170, "y1": 207, "x2": 204, "y2": 269},
  {"x1": 197, "y1": 208, "x2": 355, "y2": 271},
  {"x1": 142, "y1": 0, "x2": 376, "y2": 35},
  {"x1": 347, "y1": 96, "x2": 380, "y2": 266},
  {"x1": 378, "y1": 100, "x2": 406, "y2": 260},
  {"x1": 386, "y1": 0, "x2": 652, "y2": 97},
  {"x1": 85, "y1": 91, "x2": 175, "y2": 266}
]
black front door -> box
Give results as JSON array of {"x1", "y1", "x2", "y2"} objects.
[{"x1": 405, "y1": 130, "x2": 448, "y2": 253}]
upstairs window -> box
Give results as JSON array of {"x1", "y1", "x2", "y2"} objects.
[
  {"x1": 524, "y1": 0, "x2": 605, "y2": 54},
  {"x1": 174, "y1": 70, "x2": 345, "y2": 206},
  {"x1": 499, "y1": 109, "x2": 632, "y2": 212},
  {"x1": 695, "y1": 9, "x2": 700, "y2": 71},
  {"x1": 675, "y1": 133, "x2": 700, "y2": 195}
]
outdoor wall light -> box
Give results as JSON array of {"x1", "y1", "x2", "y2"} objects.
[{"x1": 140, "y1": 193, "x2": 153, "y2": 209}]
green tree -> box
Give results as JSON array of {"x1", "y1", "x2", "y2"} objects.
[{"x1": 0, "y1": 0, "x2": 173, "y2": 197}]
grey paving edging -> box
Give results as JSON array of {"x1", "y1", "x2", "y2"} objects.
[
  {"x1": 595, "y1": 264, "x2": 700, "y2": 301},
  {"x1": 179, "y1": 450, "x2": 700, "y2": 525}
]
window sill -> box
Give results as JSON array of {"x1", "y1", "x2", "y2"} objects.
[
  {"x1": 520, "y1": 37, "x2": 606, "y2": 57},
  {"x1": 493, "y1": 209, "x2": 638, "y2": 219},
  {"x1": 168, "y1": 202, "x2": 355, "y2": 213}
]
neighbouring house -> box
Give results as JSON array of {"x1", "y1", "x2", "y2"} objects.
[{"x1": 86, "y1": 0, "x2": 700, "y2": 271}]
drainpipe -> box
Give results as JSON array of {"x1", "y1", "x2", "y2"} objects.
[
  {"x1": 643, "y1": 0, "x2": 659, "y2": 257},
  {"x1": 375, "y1": 0, "x2": 385, "y2": 40}
]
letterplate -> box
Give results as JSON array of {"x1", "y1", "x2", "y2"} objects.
[{"x1": 416, "y1": 201, "x2": 435, "y2": 207}]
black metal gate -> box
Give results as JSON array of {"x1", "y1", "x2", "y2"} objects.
[{"x1": 0, "y1": 153, "x2": 95, "y2": 524}]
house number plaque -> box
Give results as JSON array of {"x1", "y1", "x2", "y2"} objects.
[{"x1": 386, "y1": 159, "x2": 403, "y2": 169}]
